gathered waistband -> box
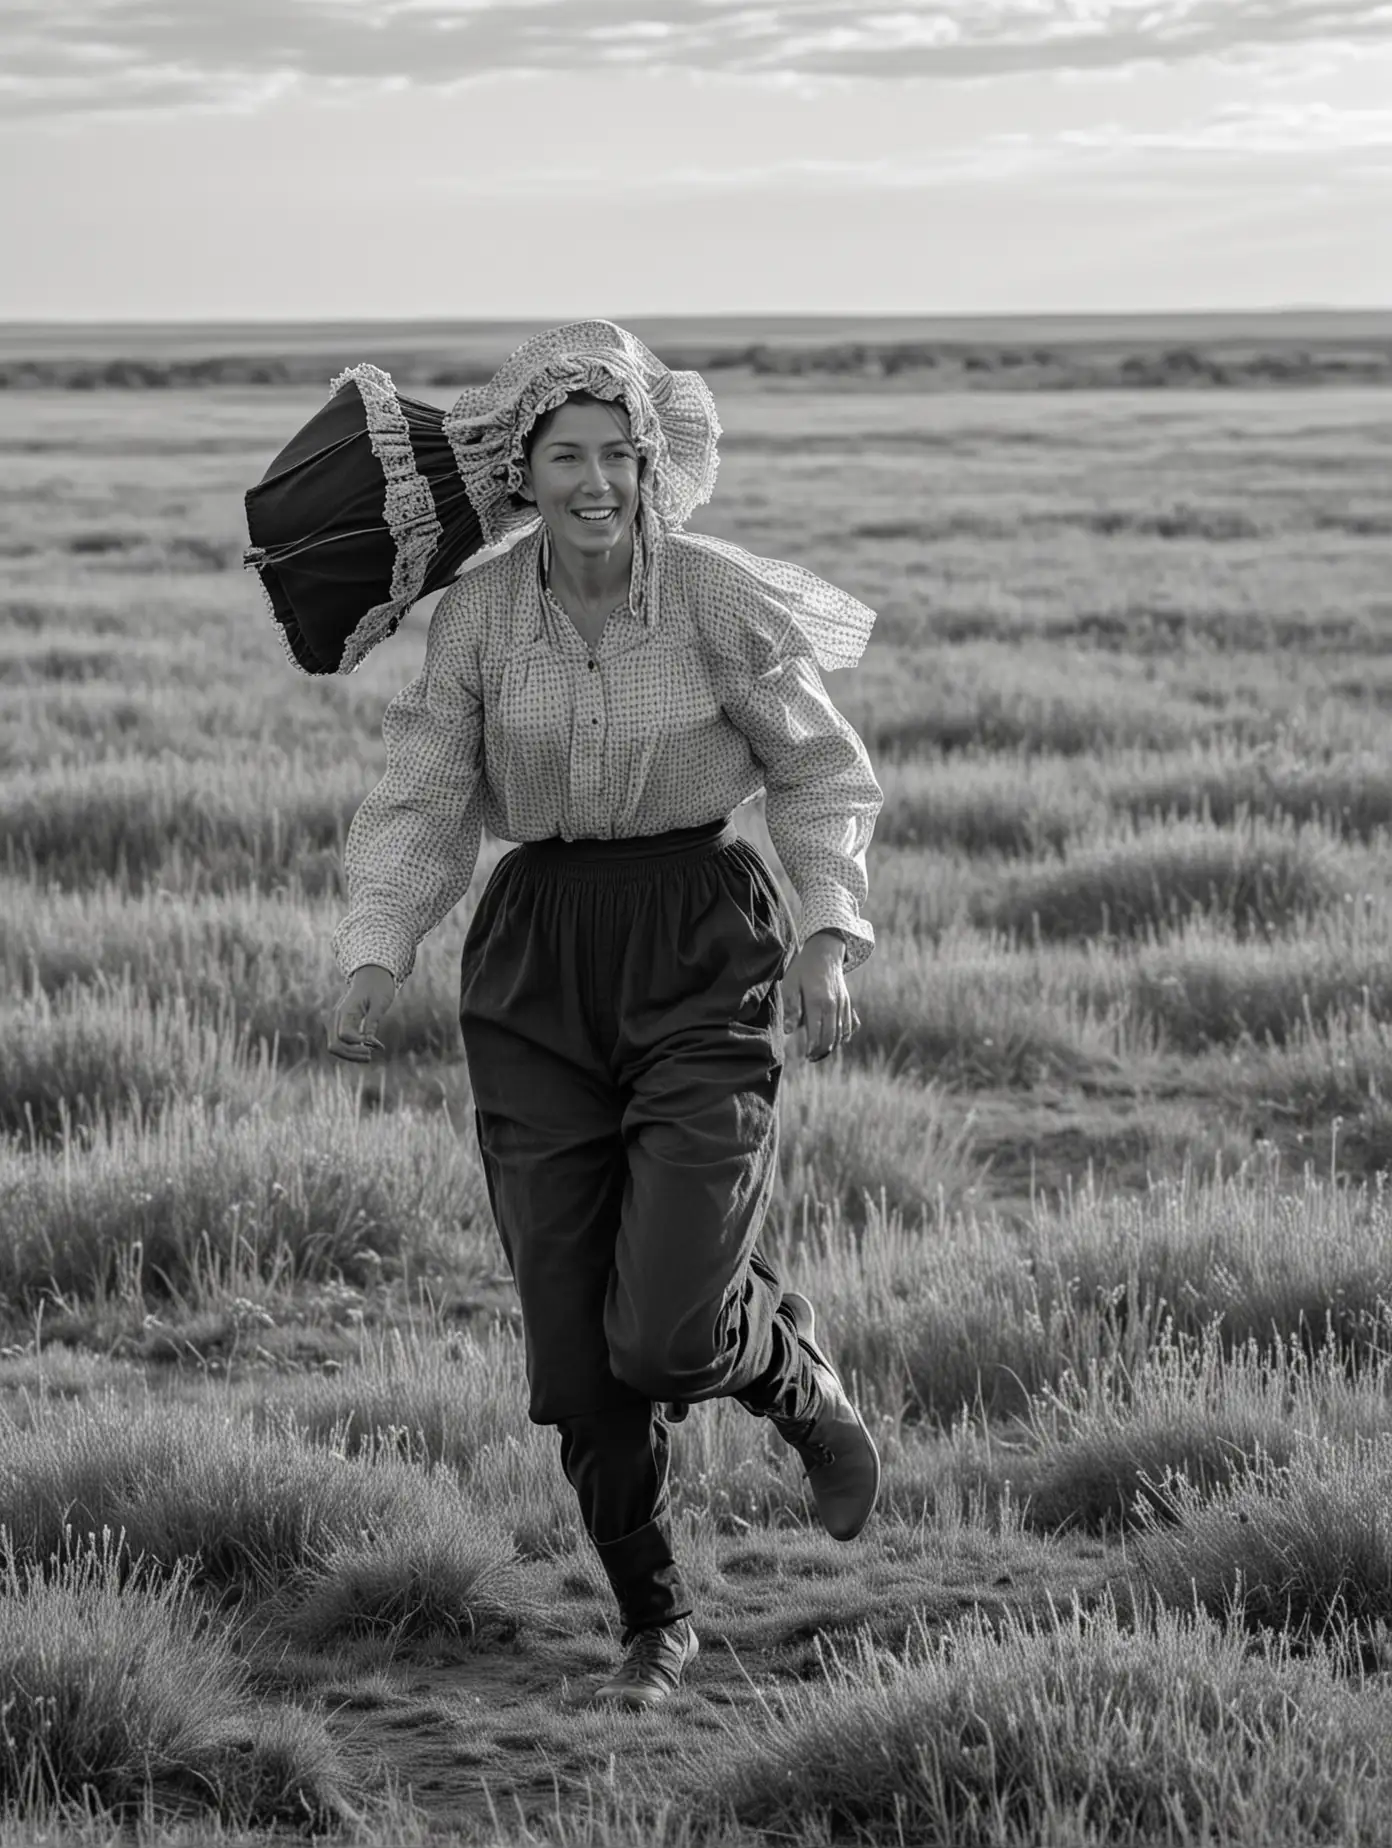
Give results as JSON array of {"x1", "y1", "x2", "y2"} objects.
[{"x1": 516, "y1": 817, "x2": 737, "y2": 881}]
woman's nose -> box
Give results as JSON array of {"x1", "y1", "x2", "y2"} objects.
[{"x1": 581, "y1": 456, "x2": 608, "y2": 492}]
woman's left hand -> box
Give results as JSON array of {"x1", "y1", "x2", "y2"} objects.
[{"x1": 783, "y1": 931, "x2": 859, "y2": 1062}]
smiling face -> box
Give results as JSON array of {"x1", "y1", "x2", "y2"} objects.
[{"x1": 518, "y1": 396, "x2": 642, "y2": 565}]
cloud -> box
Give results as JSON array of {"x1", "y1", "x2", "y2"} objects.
[
  {"x1": 418, "y1": 101, "x2": 1392, "y2": 202},
  {"x1": 6, "y1": 0, "x2": 1392, "y2": 118}
]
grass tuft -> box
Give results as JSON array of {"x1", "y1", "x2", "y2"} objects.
[
  {"x1": 774, "y1": 1056, "x2": 980, "y2": 1229},
  {"x1": 979, "y1": 817, "x2": 1345, "y2": 944},
  {"x1": 0, "y1": 1533, "x2": 353, "y2": 1827},
  {"x1": 0, "y1": 1395, "x2": 537, "y2": 1642},
  {"x1": 694, "y1": 1595, "x2": 1392, "y2": 1847},
  {"x1": 287, "y1": 1509, "x2": 528, "y2": 1650},
  {"x1": 0, "y1": 1077, "x2": 488, "y2": 1314},
  {"x1": 0, "y1": 973, "x2": 275, "y2": 1144},
  {"x1": 1013, "y1": 1326, "x2": 1392, "y2": 1535},
  {"x1": 1137, "y1": 1440, "x2": 1392, "y2": 1650}
]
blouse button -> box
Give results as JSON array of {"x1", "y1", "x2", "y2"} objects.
[{"x1": 588, "y1": 660, "x2": 597, "y2": 671}]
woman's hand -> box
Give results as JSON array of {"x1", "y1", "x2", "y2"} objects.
[
  {"x1": 326, "y1": 964, "x2": 397, "y2": 1062},
  {"x1": 782, "y1": 930, "x2": 859, "y2": 1062}
]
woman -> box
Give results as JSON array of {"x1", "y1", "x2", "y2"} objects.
[{"x1": 327, "y1": 320, "x2": 883, "y2": 1709}]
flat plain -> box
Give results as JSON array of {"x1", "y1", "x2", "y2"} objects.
[{"x1": 3, "y1": 363, "x2": 1392, "y2": 1845}]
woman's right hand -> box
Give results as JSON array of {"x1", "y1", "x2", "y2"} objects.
[{"x1": 326, "y1": 964, "x2": 397, "y2": 1062}]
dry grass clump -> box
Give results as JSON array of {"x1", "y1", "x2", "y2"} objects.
[
  {"x1": 876, "y1": 753, "x2": 1093, "y2": 855},
  {"x1": 1202, "y1": 1005, "x2": 1392, "y2": 1129},
  {"x1": 0, "y1": 753, "x2": 362, "y2": 894},
  {"x1": 0, "y1": 1395, "x2": 532, "y2": 1637},
  {"x1": 841, "y1": 642, "x2": 1215, "y2": 761},
  {"x1": 1116, "y1": 905, "x2": 1392, "y2": 1053},
  {"x1": 283, "y1": 1511, "x2": 530, "y2": 1650},
  {"x1": 849, "y1": 926, "x2": 1134, "y2": 1084},
  {"x1": 0, "y1": 631, "x2": 208, "y2": 690},
  {"x1": 0, "y1": 1080, "x2": 488, "y2": 1314},
  {"x1": 817, "y1": 1160, "x2": 1392, "y2": 1425},
  {"x1": 1011, "y1": 1160, "x2": 1392, "y2": 1368},
  {"x1": 0, "y1": 869, "x2": 497, "y2": 1067},
  {"x1": 851, "y1": 907, "x2": 1392, "y2": 1079},
  {"x1": 0, "y1": 680, "x2": 369, "y2": 771},
  {"x1": 876, "y1": 744, "x2": 1392, "y2": 860},
  {"x1": 0, "y1": 974, "x2": 275, "y2": 1143},
  {"x1": 261, "y1": 1324, "x2": 533, "y2": 1477},
  {"x1": 0, "y1": 1536, "x2": 353, "y2": 1829},
  {"x1": 692, "y1": 1597, "x2": 1392, "y2": 1847},
  {"x1": 1111, "y1": 748, "x2": 1392, "y2": 844},
  {"x1": 1136, "y1": 1440, "x2": 1392, "y2": 1650},
  {"x1": 1014, "y1": 1327, "x2": 1392, "y2": 1536},
  {"x1": 978, "y1": 816, "x2": 1345, "y2": 944},
  {"x1": 773, "y1": 1057, "x2": 980, "y2": 1229}
]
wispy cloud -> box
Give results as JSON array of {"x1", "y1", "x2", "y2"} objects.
[
  {"x1": 6, "y1": 0, "x2": 1392, "y2": 118},
  {"x1": 417, "y1": 98, "x2": 1392, "y2": 200}
]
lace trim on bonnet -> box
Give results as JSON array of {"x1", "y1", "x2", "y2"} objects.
[{"x1": 327, "y1": 363, "x2": 444, "y2": 673}]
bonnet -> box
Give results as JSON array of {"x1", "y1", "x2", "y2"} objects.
[{"x1": 441, "y1": 317, "x2": 720, "y2": 631}]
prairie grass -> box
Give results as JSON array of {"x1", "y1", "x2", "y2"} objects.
[
  {"x1": 1014, "y1": 1325, "x2": 1392, "y2": 1535},
  {"x1": 0, "y1": 1393, "x2": 533, "y2": 1638},
  {"x1": 0, "y1": 753, "x2": 361, "y2": 894},
  {"x1": 0, "y1": 972, "x2": 275, "y2": 1142},
  {"x1": 1136, "y1": 1440, "x2": 1392, "y2": 1647},
  {"x1": 0, "y1": 1535, "x2": 352, "y2": 1828},
  {"x1": 0, "y1": 680, "x2": 373, "y2": 770},
  {"x1": 851, "y1": 908, "x2": 1392, "y2": 1087},
  {"x1": 841, "y1": 1161, "x2": 1392, "y2": 1423},
  {"x1": 0, "y1": 1080, "x2": 490, "y2": 1313},
  {"x1": 0, "y1": 869, "x2": 493, "y2": 1067},
  {"x1": 694, "y1": 1596, "x2": 1392, "y2": 1847},
  {"x1": 977, "y1": 814, "x2": 1349, "y2": 944},
  {"x1": 1109, "y1": 906, "x2": 1392, "y2": 1053},
  {"x1": 258, "y1": 1324, "x2": 534, "y2": 1479},
  {"x1": 877, "y1": 743, "x2": 1392, "y2": 854},
  {"x1": 6, "y1": 379, "x2": 1392, "y2": 1839},
  {"x1": 771, "y1": 1056, "x2": 979, "y2": 1229},
  {"x1": 849, "y1": 924, "x2": 1138, "y2": 1083}
]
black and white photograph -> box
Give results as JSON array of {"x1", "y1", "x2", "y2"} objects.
[{"x1": 3, "y1": 2, "x2": 1392, "y2": 1841}]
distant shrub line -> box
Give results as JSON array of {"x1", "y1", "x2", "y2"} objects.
[{"x1": 4, "y1": 340, "x2": 1392, "y2": 391}]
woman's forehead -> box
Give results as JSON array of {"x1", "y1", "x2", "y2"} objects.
[{"x1": 539, "y1": 398, "x2": 633, "y2": 443}]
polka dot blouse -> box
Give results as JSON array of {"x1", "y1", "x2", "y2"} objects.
[{"x1": 331, "y1": 524, "x2": 883, "y2": 990}]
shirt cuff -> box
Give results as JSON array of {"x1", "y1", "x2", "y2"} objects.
[
  {"x1": 798, "y1": 895, "x2": 874, "y2": 971},
  {"x1": 331, "y1": 921, "x2": 416, "y2": 994}
]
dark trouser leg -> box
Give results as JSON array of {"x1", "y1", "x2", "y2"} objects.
[
  {"x1": 603, "y1": 835, "x2": 820, "y2": 1429},
  {"x1": 462, "y1": 856, "x2": 692, "y2": 1635},
  {"x1": 556, "y1": 1412, "x2": 690, "y2": 1632}
]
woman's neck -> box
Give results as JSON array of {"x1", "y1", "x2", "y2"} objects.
[{"x1": 545, "y1": 526, "x2": 634, "y2": 613}]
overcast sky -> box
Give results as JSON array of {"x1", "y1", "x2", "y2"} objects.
[{"x1": 4, "y1": 0, "x2": 1391, "y2": 320}]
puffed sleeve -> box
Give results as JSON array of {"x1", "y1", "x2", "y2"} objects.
[
  {"x1": 682, "y1": 539, "x2": 882, "y2": 969},
  {"x1": 331, "y1": 580, "x2": 486, "y2": 991}
]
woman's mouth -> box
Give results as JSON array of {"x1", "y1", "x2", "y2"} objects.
[{"x1": 572, "y1": 508, "x2": 617, "y2": 525}]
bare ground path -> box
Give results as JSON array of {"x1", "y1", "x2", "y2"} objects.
[{"x1": 294, "y1": 1520, "x2": 1114, "y2": 1839}]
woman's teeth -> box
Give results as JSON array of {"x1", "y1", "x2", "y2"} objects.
[{"x1": 574, "y1": 509, "x2": 615, "y2": 522}]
